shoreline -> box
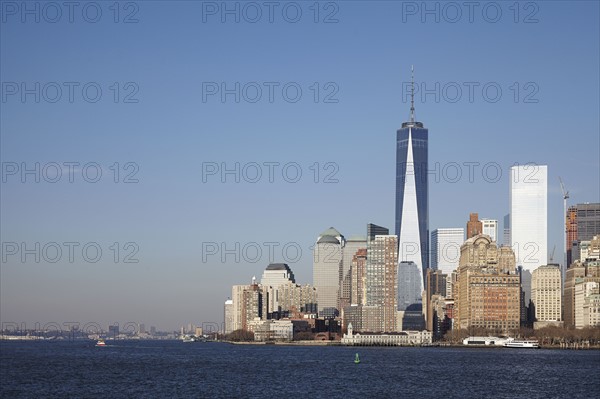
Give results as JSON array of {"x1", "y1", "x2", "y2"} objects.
[
  {"x1": 2, "y1": 338, "x2": 598, "y2": 350},
  {"x1": 220, "y1": 340, "x2": 600, "y2": 349}
]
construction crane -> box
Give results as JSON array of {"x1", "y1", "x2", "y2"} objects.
[
  {"x1": 559, "y1": 177, "x2": 569, "y2": 285},
  {"x1": 549, "y1": 244, "x2": 556, "y2": 262}
]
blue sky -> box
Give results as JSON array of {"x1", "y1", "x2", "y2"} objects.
[{"x1": 1, "y1": 1, "x2": 599, "y2": 331}]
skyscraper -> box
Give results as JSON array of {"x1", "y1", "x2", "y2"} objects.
[
  {"x1": 503, "y1": 213, "x2": 511, "y2": 246},
  {"x1": 365, "y1": 228, "x2": 398, "y2": 332},
  {"x1": 397, "y1": 261, "x2": 422, "y2": 311},
  {"x1": 260, "y1": 263, "x2": 295, "y2": 287},
  {"x1": 350, "y1": 248, "x2": 368, "y2": 305},
  {"x1": 454, "y1": 234, "x2": 520, "y2": 332},
  {"x1": 365, "y1": 225, "x2": 390, "y2": 310},
  {"x1": 576, "y1": 203, "x2": 600, "y2": 242},
  {"x1": 510, "y1": 164, "x2": 548, "y2": 273},
  {"x1": 312, "y1": 227, "x2": 344, "y2": 317},
  {"x1": 231, "y1": 284, "x2": 266, "y2": 331},
  {"x1": 224, "y1": 299, "x2": 234, "y2": 334},
  {"x1": 566, "y1": 205, "x2": 578, "y2": 266},
  {"x1": 260, "y1": 263, "x2": 296, "y2": 318},
  {"x1": 396, "y1": 66, "x2": 429, "y2": 289},
  {"x1": 341, "y1": 236, "x2": 367, "y2": 310},
  {"x1": 531, "y1": 264, "x2": 562, "y2": 326},
  {"x1": 567, "y1": 203, "x2": 600, "y2": 266},
  {"x1": 431, "y1": 228, "x2": 464, "y2": 275}
]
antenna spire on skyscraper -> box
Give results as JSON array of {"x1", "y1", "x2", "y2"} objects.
[{"x1": 410, "y1": 65, "x2": 415, "y2": 123}]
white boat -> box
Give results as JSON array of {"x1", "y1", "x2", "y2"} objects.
[
  {"x1": 95, "y1": 339, "x2": 106, "y2": 347},
  {"x1": 503, "y1": 339, "x2": 540, "y2": 348},
  {"x1": 462, "y1": 336, "x2": 508, "y2": 346}
]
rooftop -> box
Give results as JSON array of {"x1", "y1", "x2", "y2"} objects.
[
  {"x1": 320, "y1": 227, "x2": 342, "y2": 238},
  {"x1": 265, "y1": 263, "x2": 291, "y2": 271},
  {"x1": 317, "y1": 235, "x2": 340, "y2": 245}
]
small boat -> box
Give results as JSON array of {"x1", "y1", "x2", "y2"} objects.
[
  {"x1": 354, "y1": 353, "x2": 360, "y2": 364},
  {"x1": 95, "y1": 339, "x2": 106, "y2": 347},
  {"x1": 182, "y1": 335, "x2": 196, "y2": 343}
]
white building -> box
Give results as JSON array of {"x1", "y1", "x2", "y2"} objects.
[
  {"x1": 260, "y1": 263, "x2": 295, "y2": 288},
  {"x1": 510, "y1": 164, "x2": 548, "y2": 273},
  {"x1": 575, "y1": 281, "x2": 600, "y2": 328},
  {"x1": 481, "y1": 219, "x2": 498, "y2": 243},
  {"x1": 341, "y1": 323, "x2": 432, "y2": 346},
  {"x1": 583, "y1": 294, "x2": 600, "y2": 327},
  {"x1": 431, "y1": 228, "x2": 464, "y2": 275},
  {"x1": 224, "y1": 299, "x2": 234, "y2": 334},
  {"x1": 270, "y1": 320, "x2": 294, "y2": 341},
  {"x1": 247, "y1": 319, "x2": 294, "y2": 341}
]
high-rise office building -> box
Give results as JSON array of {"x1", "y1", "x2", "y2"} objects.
[
  {"x1": 576, "y1": 203, "x2": 600, "y2": 242},
  {"x1": 566, "y1": 205, "x2": 578, "y2": 266},
  {"x1": 503, "y1": 214, "x2": 511, "y2": 246},
  {"x1": 481, "y1": 219, "x2": 498, "y2": 242},
  {"x1": 431, "y1": 228, "x2": 464, "y2": 275},
  {"x1": 510, "y1": 164, "x2": 548, "y2": 273},
  {"x1": 531, "y1": 264, "x2": 562, "y2": 326},
  {"x1": 466, "y1": 213, "x2": 482, "y2": 238},
  {"x1": 566, "y1": 203, "x2": 600, "y2": 266},
  {"x1": 312, "y1": 227, "x2": 344, "y2": 317},
  {"x1": 395, "y1": 67, "x2": 429, "y2": 288},
  {"x1": 397, "y1": 261, "x2": 422, "y2": 311},
  {"x1": 261, "y1": 263, "x2": 295, "y2": 287}
]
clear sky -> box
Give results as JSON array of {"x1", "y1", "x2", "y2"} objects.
[{"x1": 1, "y1": 0, "x2": 599, "y2": 331}]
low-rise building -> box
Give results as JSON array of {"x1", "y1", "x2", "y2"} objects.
[
  {"x1": 247, "y1": 319, "x2": 294, "y2": 341},
  {"x1": 341, "y1": 323, "x2": 431, "y2": 346}
]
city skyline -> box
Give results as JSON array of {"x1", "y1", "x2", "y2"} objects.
[{"x1": 2, "y1": 2, "x2": 599, "y2": 330}]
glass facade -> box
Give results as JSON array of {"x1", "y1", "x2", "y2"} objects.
[{"x1": 395, "y1": 122, "x2": 429, "y2": 289}]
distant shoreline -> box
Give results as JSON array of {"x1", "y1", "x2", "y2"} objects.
[
  {"x1": 220, "y1": 340, "x2": 600, "y2": 349},
  {"x1": 2, "y1": 338, "x2": 598, "y2": 350}
]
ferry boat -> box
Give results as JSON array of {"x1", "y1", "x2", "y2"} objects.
[
  {"x1": 95, "y1": 339, "x2": 106, "y2": 347},
  {"x1": 462, "y1": 336, "x2": 508, "y2": 346},
  {"x1": 503, "y1": 339, "x2": 540, "y2": 349}
]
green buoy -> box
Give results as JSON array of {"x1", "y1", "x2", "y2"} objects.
[{"x1": 354, "y1": 353, "x2": 360, "y2": 364}]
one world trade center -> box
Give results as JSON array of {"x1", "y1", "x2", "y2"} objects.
[{"x1": 395, "y1": 66, "x2": 429, "y2": 296}]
